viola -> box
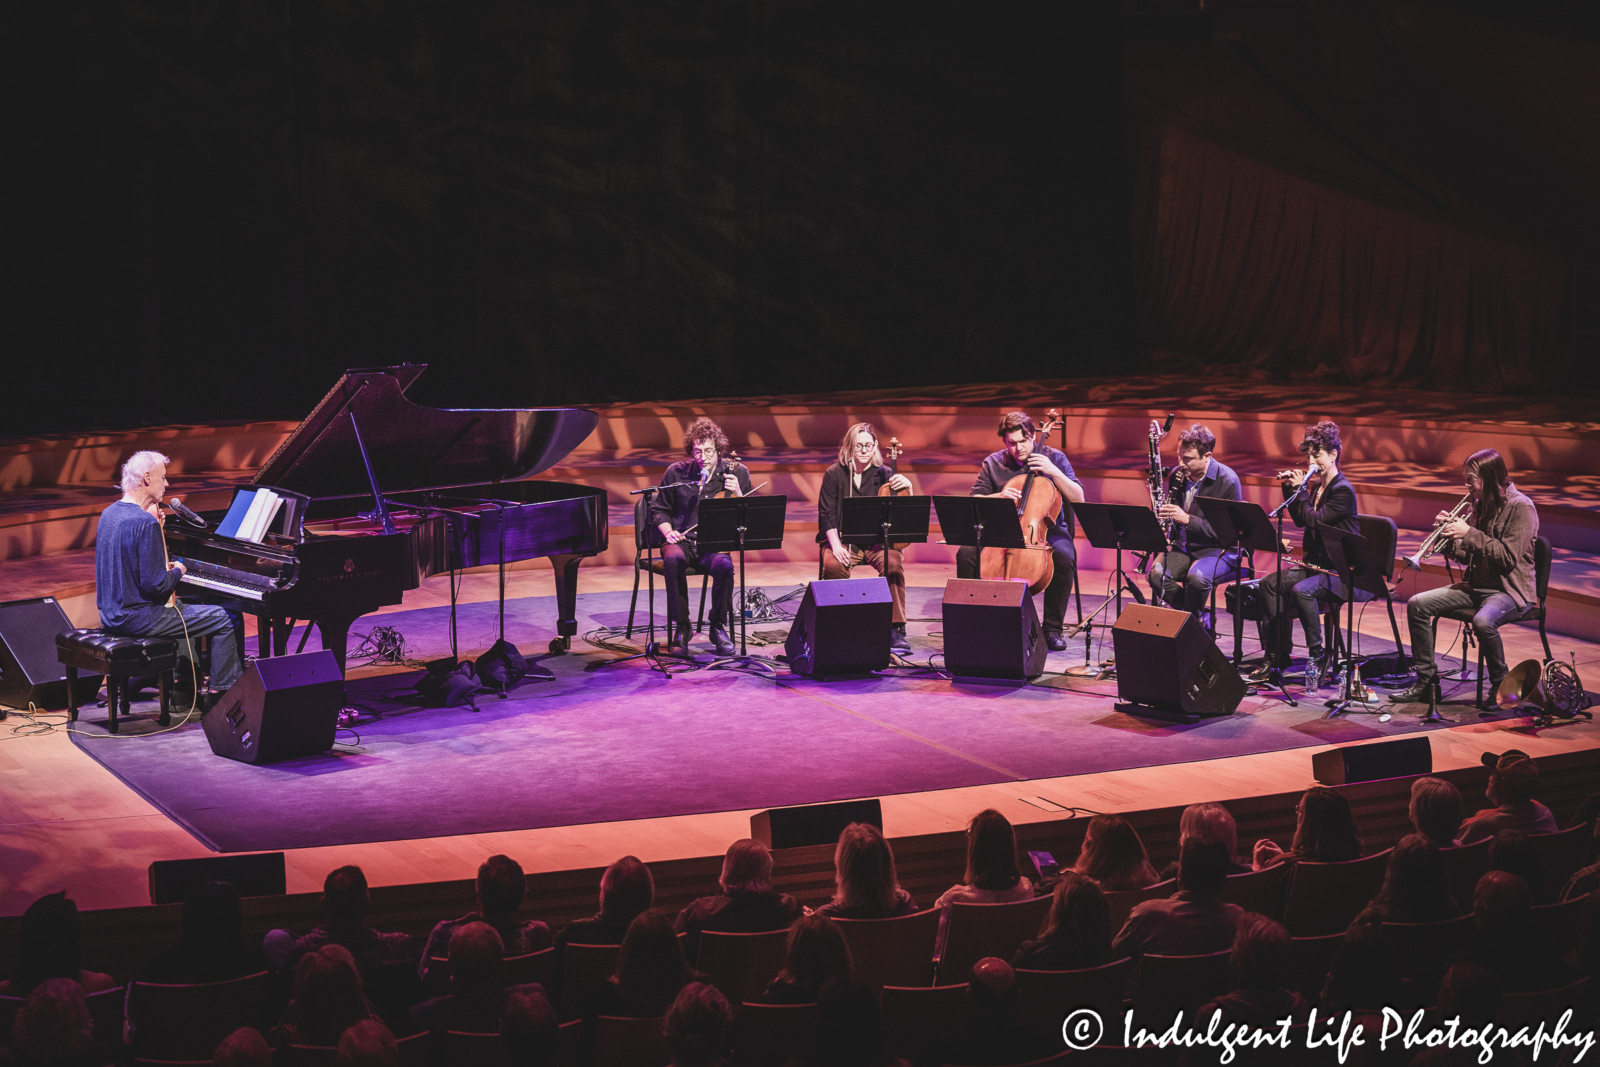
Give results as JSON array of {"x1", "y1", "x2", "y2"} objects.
[
  {"x1": 877, "y1": 438, "x2": 908, "y2": 498},
  {"x1": 979, "y1": 408, "x2": 1063, "y2": 596}
]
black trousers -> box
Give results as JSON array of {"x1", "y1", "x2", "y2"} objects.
[
  {"x1": 1255, "y1": 566, "x2": 1373, "y2": 665},
  {"x1": 955, "y1": 526, "x2": 1077, "y2": 632},
  {"x1": 660, "y1": 542, "x2": 734, "y2": 640}
]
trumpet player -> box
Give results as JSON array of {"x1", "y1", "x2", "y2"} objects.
[
  {"x1": 1389, "y1": 448, "x2": 1539, "y2": 708},
  {"x1": 1148, "y1": 424, "x2": 1242, "y2": 624},
  {"x1": 1250, "y1": 420, "x2": 1365, "y2": 690}
]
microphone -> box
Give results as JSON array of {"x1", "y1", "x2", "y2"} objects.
[{"x1": 169, "y1": 497, "x2": 207, "y2": 528}]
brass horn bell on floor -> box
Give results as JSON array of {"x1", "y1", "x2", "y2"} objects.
[{"x1": 1495, "y1": 658, "x2": 1548, "y2": 712}]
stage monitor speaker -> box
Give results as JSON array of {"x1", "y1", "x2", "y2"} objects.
[
  {"x1": 203, "y1": 651, "x2": 343, "y2": 765},
  {"x1": 751, "y1": 798, "x2": 883, "y2": 850},
  {"x1": 941, "y1": 579, "x2": 1046, "y2": 681},
  {"x1": 148, "y1": 852, "x2": 287, "y2": 905},
  {"x1": 1112, "y1": 604, "x2": 1244, "y2": 720},
  {"x1": 783, "y1": 578, "x2": 892, "y2": 678},
  {"x1": 0, "y1": 597, "x2": 101, "y2": 711},
  {"x1": 1312, "y1": 736, "x2": 1432, "y2": 785}
]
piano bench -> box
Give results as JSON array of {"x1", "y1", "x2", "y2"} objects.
[{"x1": 56, "y1": 629, "x2": 178, "y2": 735}]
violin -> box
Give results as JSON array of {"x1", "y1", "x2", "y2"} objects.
[
  {"x1": 706, "y1": 450, "x2": 746, "y2": 499},
  {"x1": 979, "y1": 408, "x2": 1063, "y2": 596},
  {"x1": 877, "y1": 438, "x2": 908, "y2": 498}
]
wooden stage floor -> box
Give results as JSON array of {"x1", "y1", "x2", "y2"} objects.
[{"x1": 3, "y1": 559, "x2": 1596, "y2": 917}]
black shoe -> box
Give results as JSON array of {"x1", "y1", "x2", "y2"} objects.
[
  {"x1": 890, "y1": 624, "x2": 911, "y2": 652},
  {"x1": 709, "y1": 627, "x2": 736, "y2": 655},
  {"x1": 175, "y1": 690, "x2": 217, "y2": 714},
  {"x1": 659, "y1": 639, "x2": 689, "y2": 658},
  {"x1": 1046, "y1": 631, "x2": 1068, "y2": 652},
  {"x1": 1386, "y1": 677, "x2": 1440, "y2": 704},
  {"x1": 1246, "y1": 661, "x2": 1277, "y2": 684}
]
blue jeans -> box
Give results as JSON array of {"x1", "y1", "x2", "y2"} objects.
[
  {"x1": 1149, "y1": 547, "x2": 1240, "y2": 616},
  {"x1": 110, "y1": 603, "x2": 245, "y2": 691},
  {"x1": 1406, "y1": 584, "x2": 1524, "y2": 683}
]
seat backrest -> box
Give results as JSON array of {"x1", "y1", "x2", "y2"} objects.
[
  {"x1": 1528, "y1": 823, "x2": 1590, "y2": 887},
  {"x1": 831, "y1": 908, "x2": 940, "y2": 989},
  {"x1": 1380, "y1": 915, "x2": 1475, "y2": 992},
  {"x1": 284, "y1": 1046, "x2": 339, "y2": 1067},
  {"x1": 1281, "y1": 850, "x2": 1393, "y2": 936},
  {"x1": 555, "y1": 1017, "x2": 584, "y2": 1067},
  {"x1": 503, "y1": 946, "x2": 557, "y2": 989},
  {"x1": 939, "y1": 895, "x2": 1053, "y2": 985},
  {"x1": 1105, "y1": 880, "x2": 1177, "y2": 934},
  {"x1": 696, "y1": 928, "x2": 792, "y2": 1007},
  {"x1": 1535, "y1": 535, "x2": 1552, "y2": 601},
  {"x1": 1130, "y1": 949, "x2": 1234, "y2": 1020},
  {"x1": 1498, "y1": 976, "x2": 1592, "y2": 1029},
  {"x1": 1014, "y1": 957, "x2": 1134, "y2": 1031},
  {"x1": 1355, "y1": 514, "x2": 1399, "y2": 583},
  {"x1": 396, "y1": 1030, "x2": 429, "y2": 1067},
  {"x1": 633, "y1": 496, "x2": 661, "y2": 552},
  {"x1": 1438, "y1": 838, "x2": 1491, "y2": 912},
  {"x1": 880, "y1": 984, "x2": 971, "y2": 1060},
  {"x1": 731, "y1": 1001, "x2": 819, "y2": 1067},
  {"x1": 1286, "y1": 933, "x2": 1346, "y2": 1001},
  {"x1": 1529, "y1": 897, "x2": 1589, "y2": 965},
  {"x1": 129, "y1": 970, "x2": 274, "y2": 1061},
  {"x1": 1215, "y1": 864, "x2": 1290, "y2": 920},
  {"x1": 593, "y1": 1014, "x2": 671, "y2": 1067},
  {"x1": 559, "y1": 942, "x2": 621, "y2": 1019},
  {"x1": 445, "y1": 1030, "x2": 502, "y2": 1061}
]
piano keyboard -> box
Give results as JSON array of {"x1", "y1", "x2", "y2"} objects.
[{"x1": 177, "y1": 558, "x2": 273, "y2": 602}]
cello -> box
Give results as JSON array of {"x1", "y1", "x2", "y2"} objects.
[{"x1": 978, "y1": 409, "x2": 1063, "y2": 596}]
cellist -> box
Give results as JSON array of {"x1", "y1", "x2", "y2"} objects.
[{"x1": 955, "y1": 411, "x2": 1083, "y2": 651}]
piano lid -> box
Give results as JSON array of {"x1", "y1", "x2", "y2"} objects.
[{"x1": 251, "y1": 365, "x2": 599, "y2": 499}]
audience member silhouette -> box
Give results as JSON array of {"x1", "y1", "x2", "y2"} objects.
[
  {"x1": 1409, "y1": 962, "x2": 1502, "y2": 1067},
  {"x1": 6, "y1": 978, "x2": 116, "y2": 1067},
  {"x1": 1011, "y1": 872, "x2": 1116, "y2": 971},
  {"x1": 1197, "y1": 913, "x2": 1309, "y2": 1027},
  {"x1": 268, "y1": 866, "x2": 414, "y2": 974},
  {"x1": 212, "y1": 1026, "x2": 272, "y2": 1067},
  {"x1": 557, "y1": 855, "x2": 654, "y2": 949},
  {"x1": 918, "y1": 958, "x2": 1057, "y2": 1067},
  {"x1": 815, "y1": 823, "x2": 919, "y2": 920},
  {"x1": 273, "y1": 944, "x2": 375, "y2": 1048},
  {"x1": 1113, "y1": 839, "x2": 1242, "y2": 959},
  {"x1": 933, "y1": 809, "x2": 1035, "y2": 952},
  {"x1": 674, "y1": 839, "x2": 802, "y2": 961},
  {"x1": 1157, "y1": 802, "x2": 1250, "y2": 881},
  {"x1": 140, "y1": 880, "x2": 271, "y2": 984},
  {"x1": 1253, "y1": 786, "x2": 1363, "y2": 870},
  {"x1": 409, "y1": 921, "x2": 543, "y2": 1035},
  {"x1": 1566, "y1": 890, "x2": 1600, "y2": 982},
  {"x1": 499, "y1": 987, "x2": 560, "y2": 1067},
  {"x1": 762, "y1": 913, "x2": 853, "y2": 1004},
  {"x1": 589, "y1": 909, "x2": 693, "y2": 1018},
  {"x1": 1455, "y1": 750, "x2": 1557, "y2": 845},
  {"x1": 0, "y1": 892, "x2": 116, "y2": 997},
  {"x1": 663, "y1": 982, "x2": 733, "y2": 1067},
  {"x1": 1409, "y1": 776, "x2": 1465, "y2": 848},
  {"x1": 1355, "y1": 834, "x2": 1461, "y2": 925},
  {"x1": 1465, "y1": 870, "x2": 1544, "y2": 992},
  {"x1": 419, "y1": 854, "x2": 551, "y2": 981},
  {"x1": 1072, "y1": 814, "x2": 1161, "y2": 891},
  {"x1": 334, "y1": 1018, "x2": 398, "y2": 1067},
  {"x1": 1486, "y1": 829, "x2": 1554, "y2": 904}
]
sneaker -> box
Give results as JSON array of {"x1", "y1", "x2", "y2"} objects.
[
  {"x1": 1045, "y1": 631, "x2": 1068, "y2": 652},
  {"x1": 890, "y1": 624, "x2": 910, "y2": 652}
]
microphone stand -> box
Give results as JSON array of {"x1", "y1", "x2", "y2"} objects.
[
  {"x1": 594, "y1": 482, "x2": 692, "y2": 677},
  {"x1": 1256, "y1": 479, "x2": 1309, "y2": 707}
]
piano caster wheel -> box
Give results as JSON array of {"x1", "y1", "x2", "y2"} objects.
[{"x1": 549, "y1": 637, "x2": 569, "y2": 655}]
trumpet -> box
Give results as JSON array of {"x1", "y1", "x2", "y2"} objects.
[{"x1": 1400, "y1": 493, "x2": 1473, "y2": 571}]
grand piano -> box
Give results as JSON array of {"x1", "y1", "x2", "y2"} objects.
[{"x1": 165, "y1": 365, "x2": 607, "y2": 675}]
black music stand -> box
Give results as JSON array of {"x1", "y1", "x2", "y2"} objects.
[
  {"x1": 1194, "y1": 499, "x2": 1278, "y2": 663},
  {"x1": 1320, "y1": 529, "x2": 1392, "y2": 721},
  {"x1": 841, "y1": 496, "x2": 932, "y2": 550},
  {"x1": 931, "y1": 496, "x2": 1028, "y2": 558},
  {"x1": 698, "y1": 495, "x2": 788, "y2": 674},
  {"x1": 1072, "y1": 503, "x2": 1168, "y2": 680}
]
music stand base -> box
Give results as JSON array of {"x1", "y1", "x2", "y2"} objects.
[
  {"x1": 950, "y1": 674, "x2": 1035, "y2": 689},
  {"x1": 708, "y1": 654, "x2": 778, "y2": 677},
  {"x1": 1323, "y1": 696, "x2": 1391, "y2": 722}
]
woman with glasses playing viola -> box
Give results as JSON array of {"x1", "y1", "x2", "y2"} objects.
[{"x1": 817, "y1": 423, "x2": 913, "y2": 650}]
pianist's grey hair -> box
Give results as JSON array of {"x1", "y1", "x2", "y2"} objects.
[{"x1": 120, "y1": 450, "x2": 171, "y2": 495}]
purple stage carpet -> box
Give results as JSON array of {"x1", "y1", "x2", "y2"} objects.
[{"x1": 70, "y1": 588, "x2": 1489, "y2": 853}]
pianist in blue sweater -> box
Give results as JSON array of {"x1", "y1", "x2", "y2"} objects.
[{"x1": 96, "y1": 450, "x2": 244, "y2": 705}]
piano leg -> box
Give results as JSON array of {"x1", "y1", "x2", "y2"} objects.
[
  {"x1": 272, "y1": 619, "x2": 295, "y2": 657},
  {"x1": 312, "y1": 609, "x2": 365, "y2": 678},
  {"x1": 548, "y1": 553, "x2": 585, "y2": 654},
  {"x1": 258, "y1": 616, "x2": 274, "y2": 659}
]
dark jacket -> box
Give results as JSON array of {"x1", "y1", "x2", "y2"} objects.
[
  {"x1": 970, "y1": 446, "x2": 1079, "y2": 535},
  {"x1": 1174, "y1": 457, "x2": 1243, "y2": 553},
  {"x1": 813, "y1": 888, "x2": 920, "y2": 920},
  {"x1": 673, "y1": 890, "x2": 803, "y2": 962},
  {"x1": 1285, "y1": 471, "x2": 1359, "y2": 570},
  {"x1": 1441, "y1": 484, "x2": 1540, "y2": 608},
  {"x1": 648, "y1": 458, "x2": 754, "y2": 538},
  {"x1": 816, "y1": 462, "x2": 894, "y2": 544}
]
